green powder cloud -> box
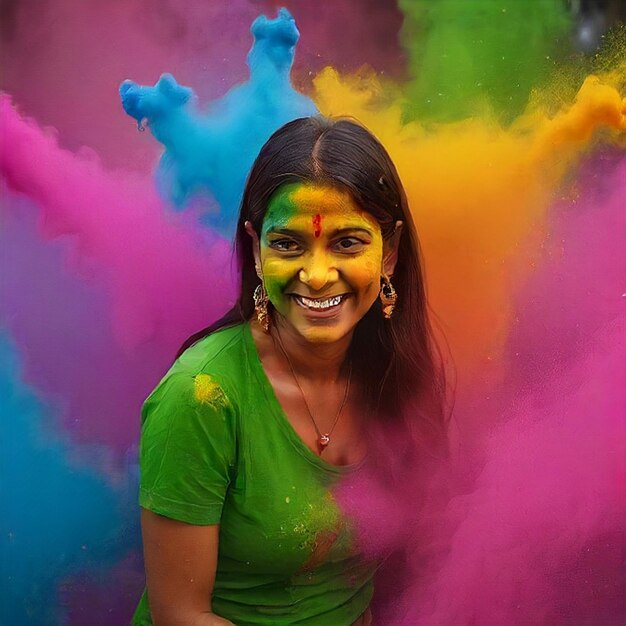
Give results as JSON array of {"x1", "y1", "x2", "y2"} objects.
[{"x1": 399, "y1": 0, "x2": 572, "y2": 122}]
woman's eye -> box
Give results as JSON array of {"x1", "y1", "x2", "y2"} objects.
[
  {"x1": 334, "y1": 237, "x2": 365, "y2": 252},
  {"x1": 269, "y1": 239, "x2": 301, "y2": 252}
]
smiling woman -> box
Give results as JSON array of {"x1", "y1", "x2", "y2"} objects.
[{"x1": 132, "y1": 117, "x2": 448, "y2": 626}]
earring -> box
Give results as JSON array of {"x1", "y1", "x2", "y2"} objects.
[
  {"x1": 253, "y1": 283, "x2": 271, "y2": 333},
  {"x1": 379, "y1": 275, "x2": 397, "y2": 319}
]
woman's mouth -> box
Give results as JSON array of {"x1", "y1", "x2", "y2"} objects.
[{"x1": 292, "y1": 293, "x2": 348, "y2": 313}]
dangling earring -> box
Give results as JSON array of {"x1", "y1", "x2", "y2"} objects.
[
  {"x1": 379, "y1": 275, "x2": 397, "y2": 319},
  {"x1": 253, "y1": 283, "x2": 271, "y2": 333}
]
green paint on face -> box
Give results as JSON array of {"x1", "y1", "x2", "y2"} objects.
[
  {"x1": 261, "y1": 184, "x2": 303, "y2": 307},
  {"x1": 261, "y1": 183, "x2": 301, "y2": 240}
]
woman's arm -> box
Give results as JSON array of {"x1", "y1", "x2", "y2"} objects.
[{"x1": 141, "y1": 509, "x2": 235, "y2": 626}]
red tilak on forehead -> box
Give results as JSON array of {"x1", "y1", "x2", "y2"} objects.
[{"x1": 312, "y1": 213, "x2": 322, "y2": 238}]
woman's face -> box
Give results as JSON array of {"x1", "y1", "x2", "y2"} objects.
[{"x1": 252, "y1": 182, "x2": 390, "y2": 344}]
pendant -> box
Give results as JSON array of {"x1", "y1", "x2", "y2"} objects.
[{"x1": 317, "y1": 434, "x2": 330, "y2": 455}]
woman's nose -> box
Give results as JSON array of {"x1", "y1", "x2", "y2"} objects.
[{"x1": 298, "y1": 251, "x2": 339, "y2": 291}]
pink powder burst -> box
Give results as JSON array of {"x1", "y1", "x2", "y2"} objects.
[{"x1": 0, "y1": 96, "x2": 236, "y2": 454}]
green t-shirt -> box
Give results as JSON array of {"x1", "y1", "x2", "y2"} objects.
[{"x1": 132, "y1": 322, "x2": 376, "y2": 626}]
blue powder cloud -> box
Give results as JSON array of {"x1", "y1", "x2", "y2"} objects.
[
  {"x1": 120, "y1": 8, "x2": 317, "y2": 238},
  {"x1": 0, "y1": 333, "x2": 135, "y2": 625}
]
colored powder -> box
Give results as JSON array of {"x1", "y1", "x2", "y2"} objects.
[
  {"x1": 310, "y1": 26, "x2": 625, "y2": 623},
  {"x1": 506, "y1": 151, "x2": 626, "y2": 393},
  {"x1": 0, "y1": 187, "x2": 149, "y2": 451},
  {"x1": 0, "y1": 1, "x2": 406, "y2": 171},
  {"x1": 312, "y1": 60, "x2": 625, "y2": 375},
  {"x1": 312, "y1": 213, "x2": 322, "y2": 238},
  {"x1": 194, "y1": 373, "x2": 228, "y2": 408},
  {"x1": 0, "y1": 95, "x2": 235, "y2": 350},
  {"x1": 59, "y1": 551, "x2": 145, "y2": 626},
  {"x1": 0, "y1": 332, "x2": 129, "y2": 625},
  {"x1": 261, "y1": 0, "x2": 407, "y2": 82},
  {"x1": 1, "y1": 6, "x2": 624, "y2": 624},
  {"x1": 399, "y1": 0, "x2": 573, "y2": 122},
  {"x1": 119, "y1": 8, "x2": 317, "y2": 237},
  {"x1": 398, "y1": 153, "x2": 626, "y2": 625},
  {"x1": 335, "y1": 151, "x2": 625, "y2": 624},
  {"x1": 0, "y1": 0, "x2": 263, "y2": 171},
  {"x1": 0, "y1": 98, "x2": 235, "y2": 452}
]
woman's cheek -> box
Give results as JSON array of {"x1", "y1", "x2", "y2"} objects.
[
  {"x1": 346, "y1": 252, "x2": 382, "y2": 286},
  {"x1": 262, "y1": 255, "x2": 294, "y2": 310},
  {"x1": 344, "y1": 253, "x2": 383, "y2": 306}
]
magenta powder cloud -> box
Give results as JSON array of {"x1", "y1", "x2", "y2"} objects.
[
  {"x1": 345, "y1": 153, "x2": 626, "y2": 624},
  {"x1": 0, "y1": 96, "x2": 235, "y2": 452},
  {"x1": 0, "y1": 0, "x2": 264, "y2": 171}
]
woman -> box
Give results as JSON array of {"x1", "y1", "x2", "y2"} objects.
[{"x1": 132, "y1": 117, "x2": 448, "y2": 625}]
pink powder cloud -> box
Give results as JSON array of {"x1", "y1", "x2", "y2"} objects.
[
  {"x1": 0, "y1": 96, "x2": 235, "y2": 452},
  {"x1": 342, "y1": 153, "x2": 626, "y2": 624}
]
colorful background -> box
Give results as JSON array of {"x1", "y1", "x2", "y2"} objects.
[{"x1": 1, "y1": 1, "x2": 624, "y2": 624}]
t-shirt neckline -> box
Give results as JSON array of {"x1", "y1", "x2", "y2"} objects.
[{"x1": 242, "y1": 321, "x2": 363, "y2": 475}]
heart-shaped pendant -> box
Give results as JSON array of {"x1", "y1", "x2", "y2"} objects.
[{"x1": 317, "y1": 434, "x2": 330, "y2": 455}]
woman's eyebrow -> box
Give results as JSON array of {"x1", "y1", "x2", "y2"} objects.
[
  {"x1": 331, "y1": 227, "x2": 373, "y2": 237},
  {"x1": 265, "y1": 227, "x2": 304, "y2": 238},
  {"x1": 266, "y1": 226, "x2": 373, "y2": 238}
]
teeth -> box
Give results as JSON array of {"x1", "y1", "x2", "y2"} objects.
[{"x1": 296, "y1": 295, "x2": 343, "y2": 310}]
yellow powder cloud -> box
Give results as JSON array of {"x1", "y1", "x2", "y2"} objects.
[{"x1": 311, "y1": 63, "x2": 625, "y2": 376}]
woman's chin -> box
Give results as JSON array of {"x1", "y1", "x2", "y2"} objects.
[
  {"x1": 298, "y1": 326, "x2": 349, "y2": 344},
  {"x1": 274, "y1": 296, "x2": 368, "y2": 345},
  {"x1": 287, "y1": 315, "x2": 357, "y2": 346}
]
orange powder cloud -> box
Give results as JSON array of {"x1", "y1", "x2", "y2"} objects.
[{"x1": 310, "y1": 64, "x2": 625, "y2": 378}]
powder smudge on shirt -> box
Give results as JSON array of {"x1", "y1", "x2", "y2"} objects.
[{"x1": 193, "y1": 374, "x2": 228, "y2": 409}]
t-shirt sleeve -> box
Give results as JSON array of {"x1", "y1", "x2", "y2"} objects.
[{"x1": 138, "y1": 370, "x2": 237, "y2": 525}]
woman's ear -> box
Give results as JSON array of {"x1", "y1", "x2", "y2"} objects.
[
  {"x1": 383, "y1": 220, "x2": 403, "y2": 277},
  {"x1": 244, "y1": 221, "x2": 263, "y2": 278}
]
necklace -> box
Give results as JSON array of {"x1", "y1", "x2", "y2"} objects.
[{"x1": 273, "y1": 327, "x2": 352, "y2": 456}]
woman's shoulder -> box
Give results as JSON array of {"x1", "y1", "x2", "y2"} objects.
[
  {"x1": 175, "y1": 322, "x2": 248, "y2": 376},
  {"x1": 146, "y1": 323, "x2": 249, "y2": 410}
]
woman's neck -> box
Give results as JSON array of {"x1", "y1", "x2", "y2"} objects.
[{"x1": 268, "y1": 317, "x2": 352, "y2": 384}]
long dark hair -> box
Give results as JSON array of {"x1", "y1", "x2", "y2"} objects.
[{"x1": 179, "y1": 116, "x2": 449, "y2": 458}]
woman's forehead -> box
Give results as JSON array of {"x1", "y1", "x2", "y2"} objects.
[{"x1": 263, "y1": 182, "x2": 379, "y2": 231}]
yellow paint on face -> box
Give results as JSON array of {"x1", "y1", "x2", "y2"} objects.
[{"x1": 261, "y1": 183, "x2": 384, "y2": 344}]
